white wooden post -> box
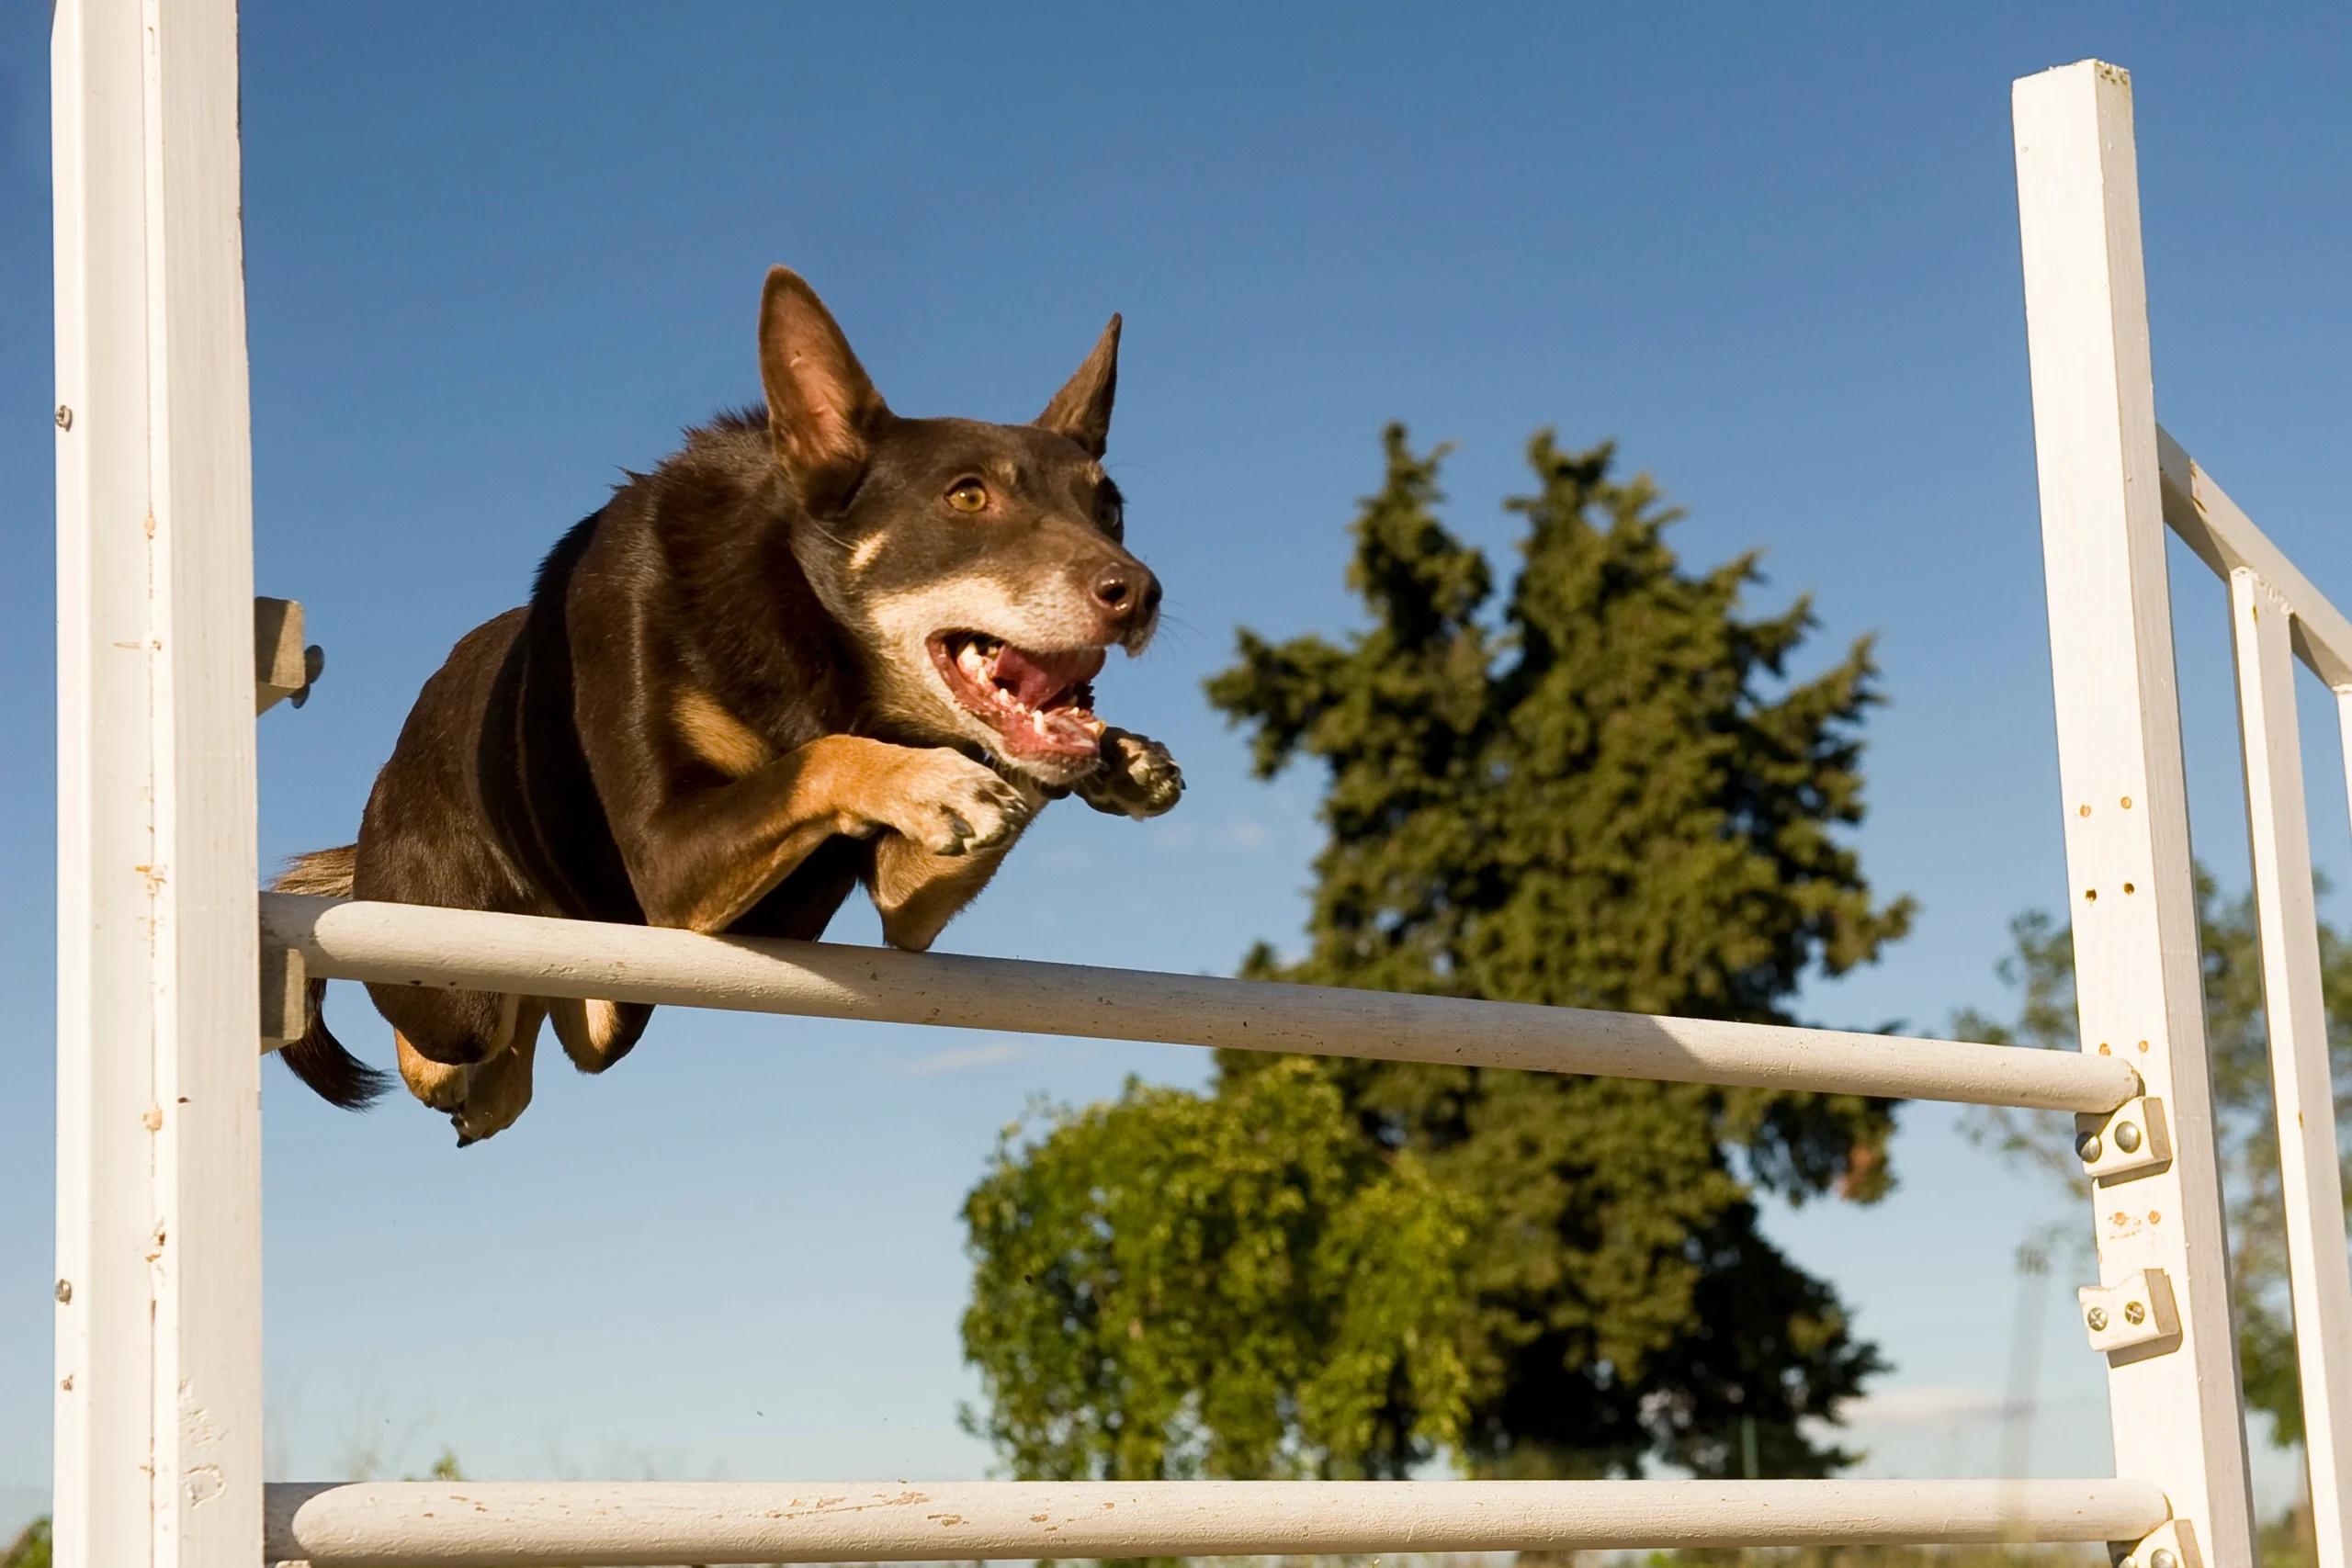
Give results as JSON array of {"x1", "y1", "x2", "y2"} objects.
[
  {"x1": 2230, "y1": 570, "x2": 2352, "y2": 1568},
  {"x1": 2014, "y1": 60, "x2": 2257, "y2": 1561},
  {"x1": 51, "y1": 0, "x2": 264, "y2": 1563}
]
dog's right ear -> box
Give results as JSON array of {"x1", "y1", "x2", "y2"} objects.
[{"x1": 759, "y1": 267, "x2": 889, "y2": 513}]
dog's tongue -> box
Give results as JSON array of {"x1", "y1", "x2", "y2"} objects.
[{"x1": 996, "y1": 645, "x2": 1106, "y2": 709}]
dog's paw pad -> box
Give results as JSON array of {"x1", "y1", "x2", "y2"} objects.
[{"x1": 1077, "y1": 729, "x2": 1184, "y2": 820}]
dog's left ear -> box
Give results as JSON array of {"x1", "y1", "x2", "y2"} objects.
[
  {"x1": 760, "y1": 266, "x2": 890, "y2": 513},
  {"x1": 1035, "y1": 314, "x2": 1121, "y2": 459}
]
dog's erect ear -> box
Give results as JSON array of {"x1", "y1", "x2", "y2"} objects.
[
  {"x1": 759, "y1": 266, "x2": 889, "y2": 513},
  {"x1": 1035, "y1": 314, "x2": 1121, "y2": 459}
]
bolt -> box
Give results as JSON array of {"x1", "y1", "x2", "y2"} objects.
[
  {"x1": 2125, "y1": 1301, "x2": 2146, "y2": 1326},
  {"x1": 2087, "y1": 1307, "x2": 2109, "y2": 1332},
  {"x1": 55, "y1": 404, "x2": 72, "y2": 430},
  {"x1": 2114, "y1": 1121, "x2": 2142, "y2": 1155},
  {"x1": 2151, "y1": 1550, "x2": 2177, "y2": 1568},
  {"x1": 54, "y1": 1279, "x2": 71, "y2": 1303},
  {"x1": 2076, "y1": 1131, "x2": 2104, "y2": 1163}
]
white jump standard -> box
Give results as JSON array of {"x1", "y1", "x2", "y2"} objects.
[{"x1": 53, "y1": 10, "x2": 2352, "y2": 1564}]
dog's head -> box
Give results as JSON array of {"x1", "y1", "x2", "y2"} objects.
[{"x1": 756, "y1": 266, "x2": 1161, "y2": 789}]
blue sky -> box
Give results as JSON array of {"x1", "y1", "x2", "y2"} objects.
[{"x1": 4, "y1": 1, "x2": 2350, "y2": 1529}]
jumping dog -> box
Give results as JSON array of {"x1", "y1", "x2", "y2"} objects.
[{"x1": 279, "y1": 266, "x2": 1182, "y2": 1144}]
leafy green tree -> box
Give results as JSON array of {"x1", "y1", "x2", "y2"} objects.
[
  {"x1": 963, "y1": 427, "x2": 1916, "y2": 1481},
  {"x1": 1956, "y1": 869, "x2": 2352, "y2": 1446},
  {"x1": 962, "y1": 1059, "x2": 1478, "y2": 1479},
  {"x1": 3, "y1": 1517, "x2": 49, "y2": 1568}
]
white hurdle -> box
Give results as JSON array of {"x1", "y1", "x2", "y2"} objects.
[
  {"x1": 52, "y1": 2, "x2": 263, "y2": 1566},
  {"x1": 259, "y1": 892, "x2": 2139, "y2": 1111},
  {"x1": 259, "y1": 1479, "x2": 2170, "y2": 1567},
  {"x1": 50, "y1": 13, "x2": 2350, "y2": 1566}
]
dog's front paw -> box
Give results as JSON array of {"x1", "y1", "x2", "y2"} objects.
[
  {"x1": 886, "y1": 748, "x2": 1035, "y2": 855},
  {"x1": 1074, "y1": 728, "x2": 1185, "y2": 820}
]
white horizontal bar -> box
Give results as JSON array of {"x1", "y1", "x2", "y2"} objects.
[
  {"x1": 2159, "y1": 425, "x2": 2352, "y2": 688},
  {"x1": 263, "y1": 1478, "x2": 2171, "y2": 1564},
  {"x1": 261, "y1": 894, "x2": 2139, "y2": 1112}
]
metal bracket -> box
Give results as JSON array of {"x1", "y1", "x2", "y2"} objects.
[
  {"x1": 255, "y1": 596, "x2": 324, "y2": 713},
  {"x1": 2112, "y1": 1517, "x2": 2199, "y2": 1568},
  {"x1": 2076, "y1": 1095, "x2": 2171, "y2": 1183},
  {"x1": 2081, "y1": 1269, "x2": 2181, "y2": 1357}
]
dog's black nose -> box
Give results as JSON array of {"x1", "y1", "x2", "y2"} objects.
[{"x1": 1090, "y1": 561, "x2": 1159, "y2": 627}]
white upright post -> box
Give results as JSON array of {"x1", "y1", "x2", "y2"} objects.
[
  {"x1": 52, "y1": 1, "x2": 263, "y2": 1565},
  {"x1": 2231, "y1": 570, "x2": 2352, "y2": 1568},
  {"x1": 2014, "y1": 60, "x2": 2257, "y2": 1562}
]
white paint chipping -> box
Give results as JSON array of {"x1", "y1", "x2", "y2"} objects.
[{"x1": 52, "y1": 1, "x2": 264, "y2": 1565}]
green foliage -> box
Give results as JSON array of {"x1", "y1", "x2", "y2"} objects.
[
  {"x1": 3, "y1": 1518, "x2": 49, "y2": 1568},
  {"x1": 963, "y1": 426, "x2": 1914, "y2": 1482},
  {"x1": 1955, "y1": 868, "x2": 2352, "y2": 1446},
  {"x1": 408, "y1": 1448, "x2": 466, "y2": 1482},
  {"x1": 960, "y1": 1060, "x2": 1479, "y2": 1479},
  {"x1": 1208, "y1": 427, "x2": 1912, "y2": 1017}
]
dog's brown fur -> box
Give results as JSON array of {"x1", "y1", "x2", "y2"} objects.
[{"x1": 280, "y1": 267, "x2": 1182, "y2": 1143}]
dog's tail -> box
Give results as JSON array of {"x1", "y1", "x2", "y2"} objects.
[{"x1": 272, "y1": 846, "x2": 393, "y2": 1111}]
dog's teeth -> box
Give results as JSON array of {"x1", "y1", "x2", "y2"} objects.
[{"x1": 1080, "y1": 716, "x2": 1106, "y2": 737}]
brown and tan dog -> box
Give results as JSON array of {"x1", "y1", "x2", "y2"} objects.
[{"x1": 280, "y1": 267, "x2": 1182, "y2": 1143}]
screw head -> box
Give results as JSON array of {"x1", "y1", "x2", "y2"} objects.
[
  {"x1": 2114, "y1": 1121, "x2": 2143, "y2": 1155},
  {"x1": 2151, "y1": 1550, "x2": 2177, "y2": 1568},
  {"x1": 2076, "y1": 1131, "x2": 2104, "y2": 1163},
  {"x1": 2086, "y1": 1307, "x2": 2109, "y2": 1332},
  {"x1": 54, "y1": 1279, "x2": 71, "y2": 1303},
  {"x1": 2124, "y1": 1301, "x2": 2147, "y2": 1326}
]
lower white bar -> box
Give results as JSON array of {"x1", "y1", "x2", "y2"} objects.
[
  {"x1": 264, "y1": 1479, "x2": 2169, "y2": 1565},
  {"x1": 261, "y1": 894, "x2": 2140, "y2": 1112}
]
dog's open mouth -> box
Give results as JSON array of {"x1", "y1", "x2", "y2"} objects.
[{"x1": 929, "y1": 633, "x2": 1108, "y2": 761}]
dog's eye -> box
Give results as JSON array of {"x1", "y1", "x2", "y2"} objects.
[{"x1": 946, "y1": 480, "x2": 989, "y2": 513}]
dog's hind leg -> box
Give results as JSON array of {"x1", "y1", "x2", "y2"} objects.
[
  {"x1": 392, "y1": 992, "x2": 548, "y2": 1144},
  {"x1": 547, "y1": 998, "x2": 652, "y2": 1075},
  {"x1": 450, "y1": 1001, "x2": 544, "y2": 1146},
  {"x1": 397, "y1": 1032, "x2": 471, "y2": 1112},
  {"x1": 395, "y1": 990, "x2": 521, "y2": 1112}
]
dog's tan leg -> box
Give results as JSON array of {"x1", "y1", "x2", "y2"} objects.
[
  {"x1": 547, "y1": 998, "x2": 650, "y2": 1075},
  {"x1": 615, "y1": 735, "x2": 1037, "y2": 934},
  {"x1": 396, "y1": 992, "x2": 523, "y2": 1115},
  {"x1": 450, "y1": 1001, "x2": 545, "y2": 1146},
  {"x1": 396, "y1": 1031, "x2": 471, "y2": 1111},
  {"x1": 866, "y1": 833, "x2": 1022, "y2": 953}
]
